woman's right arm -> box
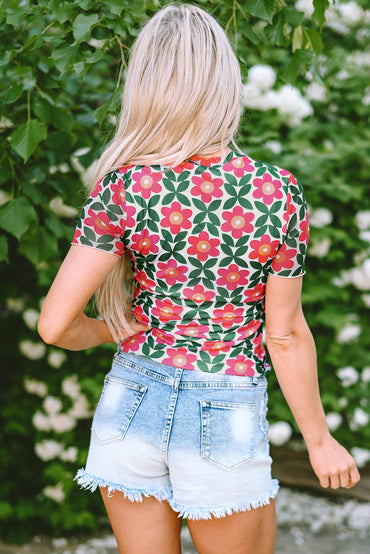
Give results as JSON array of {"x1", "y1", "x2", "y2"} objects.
[{"x1": 264, "y1": 274, "x2": 360, "y2": 489}]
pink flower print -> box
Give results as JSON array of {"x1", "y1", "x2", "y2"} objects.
[
  {"x1": 289, "y1": 173, "x2": 297, "y2": 185},
  {"x1": 253, "y1": 173, "x2": 283, "y2": 205},
  {"x1": 131, "y1": 229, "x2": 160, "y2": 255},
  {"x1": 282, "y1": 193, "x2": 296, "y2": 234},
  {"x1": 125, "y1": 205, "x2": 136, "y2": 228},
  {"x1": 237, "y1": 320, "x2": 262, "y2": 340},
  {"x1": 189, "y1": 154, "x2": 223, "y2": 167},
  {"x1": 84, "y1": 209, "x2": 122, "y2": 237},
  {"x1": 161, "y1": 201, "x2": 192, "y2": 234},
  {"x1": 216, "y1": 264, "x2": 249, "y2": 291},
  {"x1": 183, "y1": 284, "x2": 215, "y2": 303},
  {"x1": 163, "y1": 347, "x2": 197, "y2": 370},
  {"x1": 72, "y1": 229, "x2": 81, "y2": 243},
  {"x1": 113, "y1": 240, "x2": 125, "y2": 256},
  {"x1": 135, "y1": 270, "x2": 155, "y2": 291},
  {"x1": 279, "y1": 168, "x2": 290, "y2": 177},
  {"x1": 223, "y1": 156, "x2": 254, "y2": 177},
  {"x1": 271, "y1": 244, "x2": 296, "y2": 272},
  {"x1": 120, "y1": 331, "x2": 146, "y2": 352},
  {"x1": 157, "y1": 259, "x2": 188, "y2": 285},
  {"x1": 252, "y1": 333, "x2": 265, "y2": 361},
  {"x1": 221, "y1": 206, "x2": 254, "y2": 239},
  {"x1": 187, "y1": 231, "x2": 220, "y2": 262},
  {"x1": 133, "y1": 306, "x2": 150, "y2": 325},
  {"x1": 132, "y1": 167, "x2": 162, "y2": 199},
  {"x1": 243, "y1": 284, "x2": 265, "y2": 303},
  {"x1": 176, "y1": 323, "x2": 209, "y2": 339},
  {"x1": 118, "y1": 165, "x2": 135, "y2": 174},
  {"x1": 299, "y1": 213, "x2": 310, "y2": 245},
  {"x1": 226, "y1": 356, "x2": 255, "y2": 376},
  {"x1": 249, "y1": 235, "x2": 280, "y2": 263},
  {"x1": 90, "y1": 179, "x2": 103, "y2": 198},
  {"x1": 172, "y1": 161, "x2": 195, "y2": 173},
  {"x1": 213, "y1": 303, "x2": 244, "y2": 329},
  {"x1": 152, "y1": 298, "x2": 183, "y2": 323},
  {"x1": 201, "y1": 340, "x2": 235, "y2": 357},
  {"x1": 111, "y1": 179, "x2": 126, "y2": 206},
  {"x1": 152, "y1": 328, "x2": 176, "y2": 346},
  {"x1": 191, "y1": 172, "x2": 223, "y2": 203}
]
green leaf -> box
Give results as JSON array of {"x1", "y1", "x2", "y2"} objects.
[
  {"x1": 0, "y1": 197, "x2": 38, "y2": 240},
  {"x1": 283, "y1": 49, "x2": 314, "y2": 83},
  {"x1": 265, "y1": 13, "x2": 287, "y2": 46},
  {"x1": 19, "y1": 227, "x2": 59, "y2": 265},
  {"x1": 303, "y1": 27, "x2": 324, "y2": 52},
  {"x1": 312, "y1": 0, "x2": 329, "y2": 29},
  {"x1": 0, "y1": 235, "x2": 9, "y2": 262},
  {"x1": 52, "y1": 45, "x2": 78, "y2": 73},
  {"x1": 105, "y1": 0, "x2": 127, "y2": 16},
  {"x1": 34, "y1": 98, "x2": 73, "y2": 133},
  {"x1": 10, "y1": 120, "x2": 47, "y2": 162},
  {"x1": 3, "y1": 84, "x2": 23, "y2": 105},
  {"x1": 245, "y1": 0, "x2": 275, "y2": 23},
  {"x1": 73, "y1": 13, "x2": 99, "y2": 43},
  {"x1": 292, "y1": 25, "x2": 303, "y2": 52}
]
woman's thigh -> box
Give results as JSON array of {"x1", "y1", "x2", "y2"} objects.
[
  {"x1": 187, "y1": 501, "x2": 276, "y2": 554},
  {"x1": 100, "y1": 487, "x2": 182, "y2": 554}
]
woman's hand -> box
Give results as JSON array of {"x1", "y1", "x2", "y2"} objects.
[{"x1": 307, "y1": 434, "x2": 360, "y2": 489}]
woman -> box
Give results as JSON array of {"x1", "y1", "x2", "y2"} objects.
[{"x1": 38, "y1": 4, "x2": 360, "y2": 553}]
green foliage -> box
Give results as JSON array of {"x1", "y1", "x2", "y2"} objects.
[{"x1": 0, "y1": 0, "x2": 369, "y2": 542}]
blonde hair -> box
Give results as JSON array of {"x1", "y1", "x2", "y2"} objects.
[{"x1": 94, "y1": 2, "x2": 242, "y2": 341}]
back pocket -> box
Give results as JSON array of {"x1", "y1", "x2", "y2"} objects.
[
  {"x1": 92, "y1": 375, "x2": 147, "y2": 444},
  {"x1": 200, "y1": 400, "x2": 256, "y2": 470}
]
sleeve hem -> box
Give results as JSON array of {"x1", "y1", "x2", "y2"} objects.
[{"x1": 71, "y1": 242, "x2": 122, "y2": 258}]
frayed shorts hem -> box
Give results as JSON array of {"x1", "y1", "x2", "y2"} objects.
[{"x1": 74, "y1": 468, "x2": 172, "y2": 503}]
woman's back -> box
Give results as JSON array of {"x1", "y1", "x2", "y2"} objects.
[{"x1": 73, "y1": 149, "x2": 309, "y2": 376}]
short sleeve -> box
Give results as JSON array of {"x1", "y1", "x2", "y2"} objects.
[
  {"x1": 268, "y1": 174, "x2": 309, "y2": 278},
  {"x1": 72, "y1": 170, "x2": 127, "y2": 257}
]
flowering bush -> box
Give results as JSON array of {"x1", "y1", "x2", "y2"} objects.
[{"x1": 0, "y1": 0, "x2": 369, "y2": 542}]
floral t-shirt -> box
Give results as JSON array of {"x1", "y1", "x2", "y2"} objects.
[{"x1": 72, "y1": 150, "x2": 309, "y2": 377}]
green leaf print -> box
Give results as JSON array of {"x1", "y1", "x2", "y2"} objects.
[
  {"x1": 162, "y1": 192, "x2": 176, "y2": 205},
  {"x1": 223, "y1": 197, "x2": 237, "y2": 210}
]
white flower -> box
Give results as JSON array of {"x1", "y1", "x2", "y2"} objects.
[
  {"x1": 295, "y1": 0, "x2": 314, "y2": 18},
  {"x1": 43, "y1": 396, "x2": 62, "y2": 415},
  {"x1": 22, "y1": 308, "x2": 40, "y2": 330},
  {"x1": 62, "y1": 375, "x2": 80, "y2": 399},
  {"x1": 359, "y1": 230, "x2": 370, "y2": 243},
  {"x1": 361, "y1": 367, "x2": 370, "y2": 383},
  {"x1": 24, "y1": 377, "x2": 48, "y2": 397},
  {"x1": 355, "y1": 210, "x2": 370, "y2": 230},
  {"x1": 49, "y1": 196, "x2": 78, "y2": 218},
  {"x1": 275, "y1": 85, "x2": 313, "y2": 126},
  {"x1": 309, "y1": 237, "x2": 331, "y2": 258},
  {"x1": 68, "y1": 395, "x2": 90, "y2": 419},
  {"x1": 346, "y1": 52, "x2": 370, "y2": 67},
  {"x1": 338, "y1": 2, "x2": 365, "y2": 26},
  {"x1": 43, "y1": 483, "x2": 65, "y2": 503},
  {"x1": 352, "y1": 408, "x2": 370, "y2": 427},
  {"x1": 50, "y1": 414, "x2": 76, "y2": 433},
  {"x1": 0, "y1": 190, "x2": 11, "y2": 206},
  {"x1": 305, "y1": 82, "x2": 327, "y2": 102},
  {"x1": 248, "y1": 65, "x2": 276, "y2": 90},
  {"x1": 362, "y1": 293, "x2": 370, "y2": 307},
  {"x1": 337, "y1": 323, "x2": 361, "y2": 344},
  {"x1": 268, "y1": 421, "x2": 292, "y2": 446},
  {"x1": 32, "y1": 411, "x2": 52, "y2": 431},
  {"x1": 351, "y1": 447, "x2": 370, "y2": 468},
  {"x1": 308, "y1": 207, "x2": 333, "y2": 228},
  {"x1": 265, "y1": 140, "x2": 282, "y2": 154},
  {"x1": 326, "y1": 412, "x2": 342, "y2": 431},
  {"x1": 337, "y1": 366, "x2": 359, "y2": 387},
  {"x1": 59, "y1": 446, "x2": 78, "y2": 462},
  {"x1": 35, "y1": 440, "x2": 63, "y2": 461},
  {"x1": 338, "y1": 397, "x2": 348, "y2": 408},
  {"x1": 350, "y1": 260, "x2": 370, "y2": 290},
  {"x1": 336, "y1": 69, "x2": 350, "y2": 81},
  {"x1": 48, "y1": 350, "x2": 67, "y2": 369},
  {"x1": 19, "y1": 340, "x2": 46, "y2": 360},
  {"x1": 6, "y1": 297, "x2": 25, "y2": 312}
]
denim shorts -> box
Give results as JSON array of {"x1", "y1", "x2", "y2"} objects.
[{"x1": 75, "y1": 351, "x2": 279, "y2": 519}]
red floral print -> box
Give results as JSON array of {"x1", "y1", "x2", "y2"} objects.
[
  {"x1": 131, "y1": 229, "x2": 160, "y2": 255},
  {"x1": 191, "y1": 172, "x2": 223, "y2": 202},
  {"x1": 157, "y1": 259, "x2": 188, "y2": 285},
  {"x1": 252, "y1": 333, "x2": 265, "y2": 361},
  {"x1": 172, "y1": 161, "x2": 195, "y2": 173},
  {"x1": 125, "y1": 205, "x2": 137, "y2": 228},
  {"x1": 176, "y1": 323, "x2": 209, "y2": 339},
  {"x1": 299, "y1": 213, "x2": 310, "y2": 245},
  {"x1": 152, "y1": 328, "x2": 176, "y2": 345},
  {"x1": 162, "y1": 347, "x2": 197, "y2": 370},
  {"x1": 221, "y1": 206, "x2": 254, "y2": 239},
  {"x1": 189, "y1": 154, "x2": 222, "y2": 167},
  {"x1": 237, "y1": 320, "x2": 262, "y2": 340},
  {"x1": 201, "y1": 340, "x2": 235, "y2": 356},
  {"x1": 113, "y1": 240, "x2": 125, "y2": 256},
  {"x1": 111, "y1": 179, "x2": 126, "y2": 206},
  {"x1": 217, "y1": 264, "x2": 249, "y2": 291},
  {"x1": 161, "y1": 201, "x2": 192, "y2": 234},
  {"x1": 253, "y1": 173, "x2": 283, "y2": 205},
  {"x1": 133, "y1": 306, "x2": 150, "y2": 325},
  {"x1": 132, "y1": 167, "x2": 162, "y2": 199},
  {"x1": 271, "y1": 244, "x2": 297, "y2": 272},
  {"x1": 90, "y1": 179, "x2": 102, "y2": 198},
  {"x1": 183, "y1": 284, "x2": 215, "y2": 303},
  {"x1": 283, "y1": 192, "x2": 296, "y2": 233},
  {"x1": 213, "y1": 303, "x2": 245, "y2": 329},
  {"x1": 249, "y1": 235, "x2": 280, "y2": 263},
  {"x1": 243, "y1": 284, "x2": 265, "y2": 303},
  {"x1": 118, "y1": 165, "x2": 135, "y2": 174},
  {"x1": 226, "y1": 356, "x2": 255, "y2": 376},
  {"x1": 152, "y1": 298, "x2": 183, "y2": 323},
  {"x1": 84, "y1": 209, "x2": 122, "y2": 237},
  {"x1": 135, "y1": 270, "x2": 155, "y2": 290},
  {"x1": 121, "y1": 331, "x2": 146, "y2": 352},
  {"x1": 187, "y1": 231, "x2": 220, "y2": 261},
  {"x1": 223, "y1": 156, "x2": 254, "y2": 176},
  {"x1": 72, "y1": 229, "x2": 81, "y2": 243}
]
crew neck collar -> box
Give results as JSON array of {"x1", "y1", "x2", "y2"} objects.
[{"x1": 187, "y1": 149, "x2": 242, "y2": 167}]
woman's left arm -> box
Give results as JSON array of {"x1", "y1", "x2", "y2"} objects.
[{"x1": 38, "y1": 245, "x2": 132, "y2": 350}]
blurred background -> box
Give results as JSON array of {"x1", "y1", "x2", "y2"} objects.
[{"x1": 0, "y1": 0, "x2": 369, "y2": 551}]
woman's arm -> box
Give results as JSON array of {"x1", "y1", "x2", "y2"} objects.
[
  {"x1": 38, "y1": 244, "x2": 147, "y2": 350},
  {"x1": 265, "y1": 274, "x2": 360, "y2": 489}
]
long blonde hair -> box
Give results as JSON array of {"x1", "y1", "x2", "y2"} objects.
[{"x1": 95, "y1": 2, "x2": 242, "y2": 341}]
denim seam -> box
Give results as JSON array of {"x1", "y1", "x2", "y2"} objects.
[{"x1": 113, "y1": 356, "x2": 174, "y2": 386}]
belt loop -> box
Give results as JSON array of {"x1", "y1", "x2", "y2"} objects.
[{"x1": 252, "y1": 375, "x2": 259, "y2": 386}]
